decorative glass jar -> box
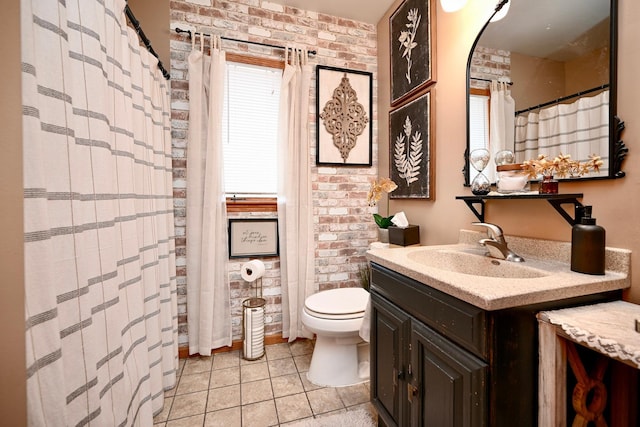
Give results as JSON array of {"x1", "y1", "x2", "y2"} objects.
[
  {"x1": 496, "y1": 164, "x2": 530, "y2": 194},
  {"x1": 539, "y1": 175, "x2": 559, "y2": 194}
]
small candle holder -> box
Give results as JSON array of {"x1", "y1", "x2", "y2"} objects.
[{"x1": 539, "y1": 175, "x2": 559, "y2": 194}]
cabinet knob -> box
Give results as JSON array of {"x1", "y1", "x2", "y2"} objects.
[
  {"x1": 407, "y1": 383, "x2": 419, "y2": 402},
  {"x1": 393, "y1": 368, "x2": 404, "y2": 387}
]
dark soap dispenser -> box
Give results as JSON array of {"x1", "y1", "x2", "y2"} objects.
[{"x1": 571, "y1": 206, "x2": 605, "y2": 275}]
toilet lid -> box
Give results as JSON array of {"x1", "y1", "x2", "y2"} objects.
[{"x1": 304, "y1": 287, "x2": 369, "y2": 320}]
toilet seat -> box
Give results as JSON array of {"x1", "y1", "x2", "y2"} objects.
[{"x1": 304, "y1": 288, "x2": 369, "y2": 320}]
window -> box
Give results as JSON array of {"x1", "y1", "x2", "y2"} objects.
[
  {"x1": 222, "y1": 60, "x2": 282, "y2": 199},
  {"x1": 469, "y1": 90, "x2": 494, "y2": 182}
]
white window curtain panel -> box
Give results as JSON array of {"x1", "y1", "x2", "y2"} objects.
[
  {"x1": 22, "y1": 0, "x2": 178, "y2": 425},
  {"x1": 186, "y1": 34, "x2": 232, "y2": 354},
  {"x1": 489, "y1": 80, "x2": 515, "y2": 170},
  {"x1": 277, "y1": 47, "x2": 316, "y2": 342},
  {"x1": 515, "y1": 90, "x2": 610, "y2": 176}
]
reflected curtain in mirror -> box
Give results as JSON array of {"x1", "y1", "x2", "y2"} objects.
[{"x1": 514, "y1": 90, "x2": 610, "y2": 170}]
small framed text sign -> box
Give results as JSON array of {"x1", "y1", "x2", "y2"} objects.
[{"x1": 228, "y1": 218, "x2": 279, "y2": 258}]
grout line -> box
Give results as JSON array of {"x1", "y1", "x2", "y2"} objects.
[
  {"x1": 202, "y1": 358, "x2": 210, "y2": 427},
  {"x1": 264, "y1": 352, "x2": 282, "y2": 426}
]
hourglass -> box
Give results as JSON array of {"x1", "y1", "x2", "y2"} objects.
[{"x1": 469, "y1": 148, "x2": 491, "y2": 195}]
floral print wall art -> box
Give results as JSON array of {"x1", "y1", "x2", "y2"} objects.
[{"x1": 390, "y1": 0, "x2": 436, "y2": 105}]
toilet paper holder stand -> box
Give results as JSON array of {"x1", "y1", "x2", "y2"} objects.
[
  {"x1": 247, "y1": 276, "x2": 263, "y2": 299},
  {"x1": 242, "y1": 276, "x2": 265, "y2": 361}
]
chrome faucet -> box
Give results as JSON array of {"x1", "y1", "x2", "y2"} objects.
[{"x1": 472, "y1": 222, "x2": 525, "y2": 262}]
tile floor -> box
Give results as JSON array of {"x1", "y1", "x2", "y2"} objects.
[{"x1": 153, "y1": 339, "x2": 376, "y2": 426}]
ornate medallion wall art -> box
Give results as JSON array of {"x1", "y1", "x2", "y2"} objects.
[
  {"x1": 390, "y1": 0, "x2": 436, "y2": 106},
  {"x1": 316, "y1": 65, "x2": 373, "y2": 166},
  {"x1": 389, "y1": 88, "x2": 434, "y2": 200}
]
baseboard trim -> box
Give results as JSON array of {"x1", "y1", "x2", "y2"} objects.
[{"x1": 178, "y1": 334, "x2": 290, "y2": 359}]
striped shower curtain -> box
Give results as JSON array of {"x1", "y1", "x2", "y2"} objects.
[
  {"x1": 514, "y1": 90, "x2": 609, "y2": 176},
  {"x1": 22, "y1": 0, "x2": 178, "y2": 425}
]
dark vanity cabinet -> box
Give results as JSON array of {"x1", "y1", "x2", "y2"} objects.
[
  {"x1": 409, "y1": 320, "x2": 487, "y2": 426},
  {"x1": 370, "y1": 263, "x2": 621, "y2": 427},
  {"x1": 371, "y1": 295, "x2": 410, "y2": 426},
  {"x1": 371, "y1": 265, "x2": 487, "y2": 427}
]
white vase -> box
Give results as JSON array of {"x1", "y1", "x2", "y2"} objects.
[{"x1": 378, "y1": 228, "x2": 389, "y2": 243}]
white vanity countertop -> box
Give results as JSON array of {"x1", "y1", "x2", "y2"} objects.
[{"x1": 366, "y1": 230, "x2": 631, "y2": 311}]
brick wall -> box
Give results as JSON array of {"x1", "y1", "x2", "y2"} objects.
[
  {"x1": 470, "y1": 46, "x2": 511, "y2": 89},
  {"x1": 169, "y1": 0, "x2": 379, "y2": 348}
]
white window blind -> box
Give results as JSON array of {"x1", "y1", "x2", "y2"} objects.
[
  {"x1": 222, "y1": 61, "x2": 282, "y2": 196},
  {"x1": 469, "y1": 94, "x2": 494, "y2": 182}
]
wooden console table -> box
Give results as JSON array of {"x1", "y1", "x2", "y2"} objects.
[{"x1": 537, "y1": 300, "x2": 640, "y2": 427}]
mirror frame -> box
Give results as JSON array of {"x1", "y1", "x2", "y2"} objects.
[{"x1": 463, "y1": 0, "x2": 626, "y2": 186}]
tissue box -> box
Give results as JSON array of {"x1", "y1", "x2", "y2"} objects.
[{"x1": 389, "y1": 225, "x2": 420, "y2": 246}]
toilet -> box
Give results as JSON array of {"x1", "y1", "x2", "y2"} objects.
[{"x1": 301, "y1": 287, "x2": 370, "y2": 387}]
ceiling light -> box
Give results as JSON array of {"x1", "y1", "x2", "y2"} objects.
[
  {"x1": 440, "y1": 0, "x2": 468, "y2": 13},
  {"x1": 490, "y1": 0, "x2": 510, "y2": 22}
]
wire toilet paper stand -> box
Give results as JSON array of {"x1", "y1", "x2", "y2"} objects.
[{"x1": 242, "y1": 276, "x2": 266, "y2": 360}]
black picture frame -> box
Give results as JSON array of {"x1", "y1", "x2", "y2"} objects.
[
  {"x1": 228, "y1": 218, "x2": 279, "y2": 258},
  {"x1": 389, "y1": 89, "x2": 434, "y2": 200},
  {"x1": 316, "y1": 65, "x2": 373, "y2": 166},
  {"x1": 390, "y1": 0, "x2": 435, "y2": 106}
]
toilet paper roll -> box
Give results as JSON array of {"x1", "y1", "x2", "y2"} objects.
[{"x1": 241, "y1": 259, "x2": 265, "y2": 282}]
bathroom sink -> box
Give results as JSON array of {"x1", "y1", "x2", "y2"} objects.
[
  {"x1": 367, "y1": 230, "x2": 631, "y2": 311},
  {"x1": 406, "y1": 249, "x2": 551, "y2": 279}
]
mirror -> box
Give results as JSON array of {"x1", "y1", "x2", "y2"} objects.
[{"x1": 465, "y1": 0, "x2": 626, "y2": 186}]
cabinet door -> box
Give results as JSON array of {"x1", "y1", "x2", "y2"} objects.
[
  {"x1": 371, "y1": 294, "x2": 410, "y2": 427},
  {"x1": 409, "y1": 322, "x2": 488, "y2": 427}
]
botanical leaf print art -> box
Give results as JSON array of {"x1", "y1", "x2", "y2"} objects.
[
  {"x1": 394, "y1": 116, "x2": 423, "y2": 186},
  {"x1": 398, "y1": 8, "x2": 421, "y2": 84},
  {"x1": 389, "y1": 89, "x2": 431, "y2": 199}
]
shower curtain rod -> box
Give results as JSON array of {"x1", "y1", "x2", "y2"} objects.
[
  {"x1": 515, "y1": 83, "x2": 610, "y2": 116},
  {"x1": 471, "y1": 77, "x2": 513, "y2": 85},
  {"x1": 125, "y1": 5, "x2": 170, "y2": 79},
  {"x1": 174, "y1": 27, "x2": 317, "y2": 56}
]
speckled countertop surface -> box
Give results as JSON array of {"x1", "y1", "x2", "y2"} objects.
[{"x1": 366, "y1": 230, "x2": 631, "y2": 311}]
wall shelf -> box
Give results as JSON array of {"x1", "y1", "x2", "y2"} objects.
[{"x1": 456, "y1": 193, "x2": 584, "y2": 226}]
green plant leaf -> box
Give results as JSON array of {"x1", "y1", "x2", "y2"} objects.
[{"x1": 373, "y1": 214, "x2": 395, "y2": 229}]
